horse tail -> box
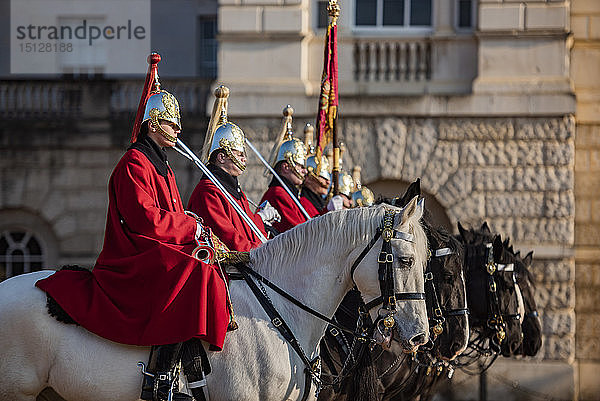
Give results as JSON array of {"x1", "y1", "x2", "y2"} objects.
[{"x1": 351, "y1": 345, "x2": 380, "y2": 401}]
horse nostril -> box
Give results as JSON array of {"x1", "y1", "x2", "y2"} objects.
[{"x1": 410, "y1": 333, "x2": 427, "y2": 347}]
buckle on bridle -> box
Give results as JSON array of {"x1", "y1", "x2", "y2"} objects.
[
  {"x1": 378, "y1": 252, "x2": 394, "y2": 263},
  {"x1": 486, "y1": 262, "x2": 496, "y2": 274},
  {"x1": 272, "y1": 318, "x2": 283, "y2": 327},
  {"x1": 424, "y1": 272, "x2": 433, "y2": 281}
]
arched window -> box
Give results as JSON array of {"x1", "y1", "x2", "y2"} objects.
[
  {"x1": 0, "y1": 210, "x2": 58, "y2": 282},
  {"x1": 0, "y1": 230, "x2": 45, "y2": 279}
]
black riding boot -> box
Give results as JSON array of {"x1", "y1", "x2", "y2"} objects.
[
  {"x1": 182, "y1": 338, "x2": 211, "y2": 401},
  {"x1": 140, "y1": 343, "x2": 194, "y2": 401}
]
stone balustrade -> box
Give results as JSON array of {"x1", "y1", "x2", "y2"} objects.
[
  {"x1": 0, "y1": 79, "x2": 212, "y2": 120},
  {"x1": 110, "y1": 80, "x2": 212, "y2": 116},
  {"x1": 0, "y1": 81, "x2": 82, "y2": 119},
  {"x1": 352, "y1": 38, "x2": 431, "y2": 83}
]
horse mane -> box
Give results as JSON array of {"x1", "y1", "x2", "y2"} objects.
[{"x1": 249, "y1": 204, "x2": 428, "y2": 285}]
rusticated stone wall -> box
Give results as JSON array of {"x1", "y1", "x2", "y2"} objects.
[{"x1": 237, "y1": 115, "x2": 576, "y2": 363}]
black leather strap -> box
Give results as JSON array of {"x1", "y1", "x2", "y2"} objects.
[{"x1": 237, "y1": 265, "x2": 318, "y2": 401}]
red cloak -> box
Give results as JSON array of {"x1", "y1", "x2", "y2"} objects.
[
  {"x1": 188, "y1": 170, "x2": 266, "y2": 252},
  {"x1": 259, "y1": 178, "x2": 308, "y2": 233},
  {"x1": 300, "y1": 196, "x2": 321, "y2": 218},
  {"x1": 36, "y1": 145, "x2": 230, "y2": 348}
]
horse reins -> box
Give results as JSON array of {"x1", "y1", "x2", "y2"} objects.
[{"x1": 234, "y1": 209, "x2": 424, "y2": 400}]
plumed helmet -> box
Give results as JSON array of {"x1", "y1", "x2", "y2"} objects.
[
  {"x1": 201, "y1": 85, "x2": 246, "y2": 170},
  {"x1": 209, "y1": 120, "x2": 246, "y2": 160},
  {"x1": 352, "y1": 187, "x2": 375, "y2": 207},
  {"x1": 338, "y1": 171, "x2": 355, "y2": 197},
  {"x1": 276, "y1": 138, "x2": 307, "y2": 168},
  {"x1": 350, "y1": 166, "x2": 373, "y2": 206},
  {"x1": 143, "y1": 90, "x2": 182, "y2": 131},
  {"x1": 306, "y1": 154, "x2": 331, "y2": 181},
  {"x1": 131, "y1": 53, "x2": 182, "y2": 143},
  {"x1": 270, "y1": 105, "x2": 307, "y2": 168}
]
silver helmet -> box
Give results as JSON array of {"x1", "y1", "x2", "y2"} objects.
[
  {"x1": 143, "y1": 90, "x2": 182, "y2": 142},
  {"x1": 352, "y1": 187, "x2": 375, "y2": 207},
  {"x1": 202, "y1": 86, "x2": 246, "y2": 171},
  {"x1": 306, "y1": 154, "x2": 331, "y2": 181},
  {"x1": 338, "y1": 171, "x2": 355, "y2": 197}
]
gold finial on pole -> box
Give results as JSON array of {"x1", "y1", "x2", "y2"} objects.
[{"x1": 327, "y1": 0, "x2": 340, "y2": 25}]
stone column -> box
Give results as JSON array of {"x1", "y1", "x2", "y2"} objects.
[{"x1": 433, "y1": 0, "x2": 455, "y2": 36}]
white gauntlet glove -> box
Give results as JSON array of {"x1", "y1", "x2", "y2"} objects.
[
  {"x1": 257, "y1": 201, "x2": 281, "y2": 224},
  {"x1": 327, "y1": 195, "x2": 345, "y2": 211}
]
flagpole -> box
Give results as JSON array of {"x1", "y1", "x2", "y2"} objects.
[{"x1": 329, "y1": 0, "x2": 340, "y2": 195}]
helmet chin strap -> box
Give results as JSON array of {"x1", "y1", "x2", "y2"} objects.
[
  {"x1": 150, "y1": 116, "x2": 177, "y2": 144},
  {"x1": 287, "y1": 158, "x2": 304, "y2": 181},
  {"x1": 224, "y1": 147, "x2": 246, "y2": 172}
]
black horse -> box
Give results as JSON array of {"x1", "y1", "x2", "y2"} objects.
[
  {"x1": 463, "y1": 223, "x2": 542, "y2": 357},
  {"x1": 455, "y1": 224, "x2": 525, "y2": 369},
  {"x1": 317, "y1": 180, "x2": 469, "y2": 401}
]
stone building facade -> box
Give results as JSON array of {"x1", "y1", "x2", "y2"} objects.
[
  {"x1": 571, "y1": 0, "x2": 600, "y2": 399},
  {"x1": 0, "y1": 0, "x2": 597, "y2": 400}
]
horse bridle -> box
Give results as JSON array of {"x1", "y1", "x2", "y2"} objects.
[
  {"x1": 476, "y1": 242, "x2": 522, "y2": 348},
  {"x1": 349, "y1": 209, "x2": 425, "y2": 334},
  {"x1": 232, "y1": 209, "x2": 424, "y2": 400},
  {"x1": 424, "y1": 247, "x2": 469, "y2": 338}
]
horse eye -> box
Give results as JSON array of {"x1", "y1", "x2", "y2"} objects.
[
  {"x1": 443, "y1": 273, "x2": 454, "y2": 283},
  {"x1": 397, "y1": 257, "x2": 414, "y2": 269}
]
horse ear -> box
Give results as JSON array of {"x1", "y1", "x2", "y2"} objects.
[
  {"x1": 523, "y1": 251, "x2": 533, "y2": 266},
  {"x1": 481, "y1": 221, "x2": 491, "y2": 234},
  {"x1": 457, "y1": 222, "x2": 472, "y2": 242},
  {"x1": 493, "y1": 235, "x2": 503, "y2": 261},
  {"x1": 406, "y1": 179, "x2": 421, "y2": 198},
  {"x1": 399, "y1": 195, "x2": 421, "y2": 226}
]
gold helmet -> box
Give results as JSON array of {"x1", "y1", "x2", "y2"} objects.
[
  {"x1": 202, "y1": 86, "x2": 246, "y2": 171},
  {"x1": 131, "y1": 53, "x2": 182, "y2": 144},
  {"x1": 351, "y1": 166, "x2": 374, "y2": 207}
]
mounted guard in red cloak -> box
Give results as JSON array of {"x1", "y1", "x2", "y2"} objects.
[{"x1": 35, "y1": 53, "x2": 231, "y2": 350}]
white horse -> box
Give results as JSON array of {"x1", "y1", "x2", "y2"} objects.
[{"x1": 0, "y1": 200, "x2": 428, "y2": 401}]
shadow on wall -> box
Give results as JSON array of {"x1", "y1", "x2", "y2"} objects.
[
  {"x1": 37, "y1": 388, "x2": 66, "y2": 401},
  {"x1": 367, "y1": 179, "x2": 452, "y2": 232}
]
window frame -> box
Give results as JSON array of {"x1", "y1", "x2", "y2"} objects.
[
  {"x1": 351, "y1": 0, "x2": 433, "y2": 36},
  {"x1": 0, "y1": 230, "x2": 46, "y2": 278},
  {"x1": 454, "y1": 0, "x2": 477, "y2": 33},
  {"x1": 0, "y1": 210, "x2": 58, "y2": 281}
]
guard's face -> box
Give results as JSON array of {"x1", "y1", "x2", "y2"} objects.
[
  {"x1": 220, "y1": 149, "x2": 247, "y2": 177},
  {"x1": 149, "y1": 120, "x2": 180, "y2": 148}
]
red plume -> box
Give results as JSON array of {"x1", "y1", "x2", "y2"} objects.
[{"x1": 131, "y1": 53, "x2": 162, "y2": 143}]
